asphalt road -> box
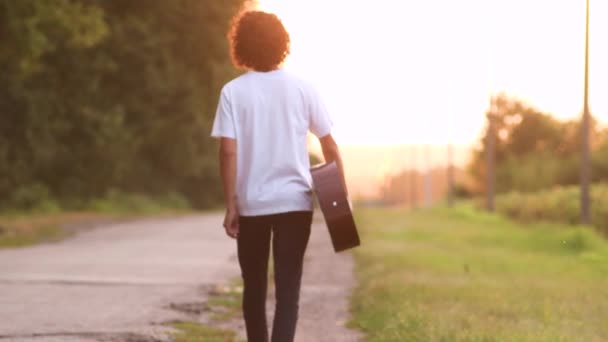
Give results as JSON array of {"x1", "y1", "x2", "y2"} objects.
[{"x1": 0, "y1": 214, "x2": 240, "y2": 341}]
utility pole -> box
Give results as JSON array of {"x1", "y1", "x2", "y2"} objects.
[
  {"x1": 446, "y1": 78, "x2": 455, "y2": 208},
  {"x1": 485, "y1": 7, "x2": 496, "y2": 213},
  {"x1": 410, "y1": 144, "x2": 417, "y2": 210},
  {"x1": 581, "y1": 0, "x2": 591, "y2": 224},
  {"x1": 486, "y1": 98, "x2": 496, "y2": 212},
  {"x1": 424, "y1": 144, "x2": 433, "y2": 207},
  {"x1": 447, "y1": 142, "x2": 454, "y2": 207}
]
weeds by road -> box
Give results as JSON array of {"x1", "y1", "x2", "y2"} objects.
[
  {"x1": 0, "y1": 212, "x2": 99, "y2": 248},
  {"x1": 0, "y1": 192, "x2": 192, "y2": 248},
  {"x1": 170, "y1": 281, "x2": 244, "y2": 342},
  {"x1": 171, "y1": 321, "x2": 238, "y2": 342}
]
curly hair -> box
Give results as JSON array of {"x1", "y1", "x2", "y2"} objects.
[{"x1": 228, "y1": 10, "x2": 290, "y2": 72}]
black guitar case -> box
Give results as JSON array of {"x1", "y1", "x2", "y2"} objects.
[{"x1": 310, "y1": 161, "x2": 360, "y2": 252}]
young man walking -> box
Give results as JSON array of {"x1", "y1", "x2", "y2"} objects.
[{"x1": 211, "y1": 10, "x2": 346, "y2": 342}]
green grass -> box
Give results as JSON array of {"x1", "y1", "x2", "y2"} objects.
[
  {"x1": 350, "y1": 204, "x2": 608, "y2": 341},
  {"x1": 207, "y1": 280, "x2": 243, "y2": 321},
  {"x1": 172, "y1": 321, "x2": 238, "y2": 342}
]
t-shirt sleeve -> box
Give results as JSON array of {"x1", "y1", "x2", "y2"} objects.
[
  {"x1": 211, "y1": 87, "x2": 236, "y2": 139},
  {"x1": 308, "y1": 86, "x2": 333, "y2": 138}
]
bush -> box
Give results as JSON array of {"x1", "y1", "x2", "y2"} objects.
[
  {"x1": 496, "y1": 184, "x2": 608, "y2": 235},
  {"x1": 7, "y1": 184, "x2": 62, "y2": 213},
  {"x1": 87, "y1": 189, "x2": 190, "y2": 214},
  {"x1": 453, "y1": 183, "x2": 473, "y2": 199}
]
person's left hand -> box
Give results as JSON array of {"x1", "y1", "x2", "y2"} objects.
[{"x1": 223, "y1": 207, "x2": 239, "y2": 239}]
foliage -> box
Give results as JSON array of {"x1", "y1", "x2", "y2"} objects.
[
  {"x1": 351, "y1": 206, "x2": 608, "y2": 341},
  {"x1": 452, "y1": 183, "x2": 473, "y2": 199},
  {"x1": 467, "y1": 94, "x2": 606, "y2": 194},
  {"x1": 86, "y1": 190, "x2": 190, "y2": 215},
  {"x1": 7, "y1": 183, "x2": 61, "y2": 213},
  {"x1": 0, "y1": 0, "x2": 246, "y2": 210},
  {"x1": 495, "y1": 184, "x2": 608, "y2": 235}
]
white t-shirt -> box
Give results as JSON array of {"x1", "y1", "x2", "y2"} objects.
[{"x1": 211, "y1": 69, "x2": 332, "y2": 216}]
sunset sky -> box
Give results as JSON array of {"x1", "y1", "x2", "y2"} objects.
[{"x1": 260, "y1": 0, "x2": 608, "y2": 146}]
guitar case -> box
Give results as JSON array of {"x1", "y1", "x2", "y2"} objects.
[{"x1": 310, "y1": 161, "x2": 360, "y2": 252}]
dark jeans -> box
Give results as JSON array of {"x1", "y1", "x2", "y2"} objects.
[{"x1": 237, "y1": 211, "x2": 313, "y2": 342}]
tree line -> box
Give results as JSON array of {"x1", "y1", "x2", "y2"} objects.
[
  {"x1": 1, "y1": 0, "x2": 245, "y2": 211},
  {"x1": 379, "y1": 94, "x2": 608, "y2": 206},
  {"x1": 469, "y1": 94, "x2": 608, "y2": 195}
]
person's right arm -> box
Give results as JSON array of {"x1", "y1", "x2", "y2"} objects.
[
  {"x1": 211, "y1": 86, "x2": 239, "y2": 239},
  {"x1": 319, "y1": 134, "x2": 348, "y2": 197},
  {"x1": 308, "y1": 83, "x2": 348, "y2": 196},
  {"x1": 219, "y1": 137, "x2": 239, "y2": 239}
]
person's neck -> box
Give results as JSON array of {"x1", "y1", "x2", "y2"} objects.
[{"x1": 252, "y1": 67, "x2": 281, "y2": 73}]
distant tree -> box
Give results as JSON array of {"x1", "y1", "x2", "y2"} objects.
[
  {"x1": 592, "y1": 137, "x2": 608, "y2": 183},
  {"x1": 468, "y1": 94, "x2": 602, "y2": 194}
]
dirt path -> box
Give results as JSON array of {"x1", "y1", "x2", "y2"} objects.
[
  {"x1": 0, "y1": 214, "x2": 240, "y2": 341},
  {"x1": 0, "y1": 212, "x2": 362, "y2": 341},
  {"x1": 292, "y1": 214, "x2": 363, "y2": 342}
]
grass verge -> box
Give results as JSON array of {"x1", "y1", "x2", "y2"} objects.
[
  {"x1": 207, "y1": 280, "x2": 243, "y2": 321},
  {"x1": 350, "y1": 204, "x2": 608, "y2": 341},
  {"x1": 171, "y1": 321, "x2": 238, "y2": 342},
  {"x1": 0, "y1": 190, "x2": 193, "y2": 248},
  {"x1": 0, "y1": 224, "x2": 64, "y2": 248},
  {"x1": 0, "y1": 210, "x2": 192, "y2": 249},
  {"x1": 170, "y1": 281, "x2": 244, "y2": 342},
  {"x1": 0, "y1": 212, "x2": 100, "y2": 248},
  {"x1": 0, "y1": 203, "x2": 194, "y2": 249}
]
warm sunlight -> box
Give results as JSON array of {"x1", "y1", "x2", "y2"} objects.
[
  {"x1": 260, "y1": 0, "x2": 608, "y2": 146},
  {"x1": 5, "y1": 2, "x2": 608, "y2": 339}
]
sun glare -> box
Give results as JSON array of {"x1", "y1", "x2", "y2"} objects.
[{"x1": 259, "y1": 0, "x2": 608, "y2": 146}]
